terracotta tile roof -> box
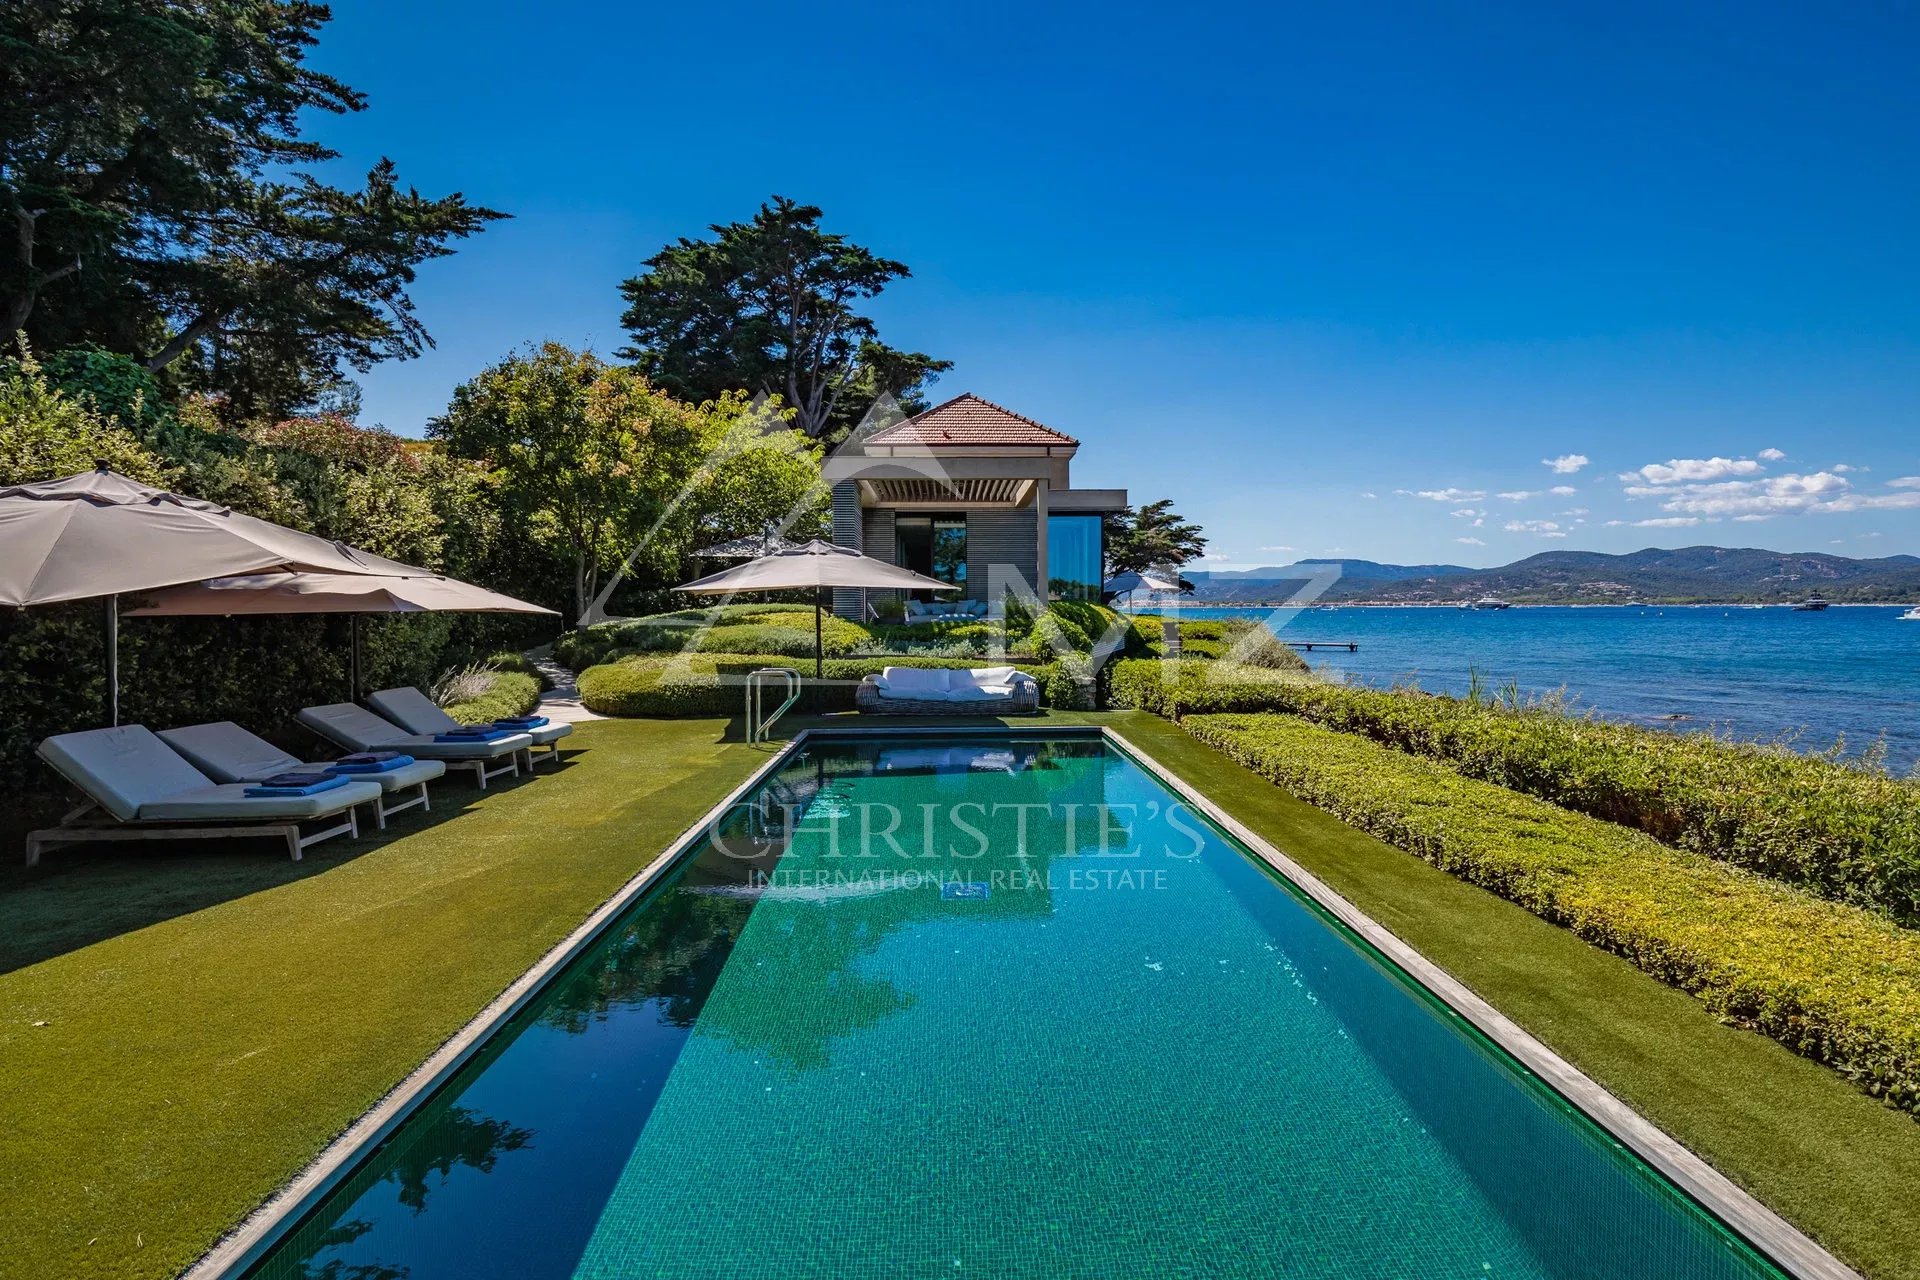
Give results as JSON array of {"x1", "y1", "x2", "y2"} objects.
[{"x1": 865, "y1": 393, "x2": 1079, "y2": 448}]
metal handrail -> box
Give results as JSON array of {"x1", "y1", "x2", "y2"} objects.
[{"x1": 746, "y1": 667, "x2": 801, "y2": 744}]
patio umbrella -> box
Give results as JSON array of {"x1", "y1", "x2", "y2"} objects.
[
  {"x1": 126, "y1": 572, "x2": 557, "y2": 698},
  {"x1": 1103, "y1": 569, "x2": 1182, "y2": 596},
  {"x1": 0, "y1": 467, "x2": 436, "y2": 722},
  {"x1": 673, "y1": 539, "x2": 951, "y2": 677}
]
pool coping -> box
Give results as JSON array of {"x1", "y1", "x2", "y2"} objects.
[{"x1": 189, "y1": 721, "x2": 1859, "y2": 1280}]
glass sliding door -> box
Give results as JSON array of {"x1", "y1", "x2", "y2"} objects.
[
  {"x1": 1047, "y1": 514, "x2": 1103, "y2": 601},
  {"x1": 895, "y1": 514, "x2": 967, "y2": 598}
]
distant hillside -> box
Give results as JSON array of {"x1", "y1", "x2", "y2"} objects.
[{"x1": 1185, "y1": 547, "x2": 1920, "y2": 604}]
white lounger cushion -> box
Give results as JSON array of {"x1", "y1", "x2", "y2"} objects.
[
  {"x1": 36, "y1": 726, "x2": 379, "y2": 822},
  {"x1": 160, "y1": 721, "x2": 444, "y2": 791},
  {"x1": 368, "y1": 686, "x2": 572, "y2": 747},
  {"x1": 297, "y1": 704, "x2": 532, "y2": 759},
  {"x1": 874, "y1": 666, "x2": 1036, "y2": 702}
]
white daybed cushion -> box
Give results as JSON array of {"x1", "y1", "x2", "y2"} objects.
[
  {"x1": 36, "y1": 725, "x2": 380, "y2": 821},
  {"x1": 876, "y1": 667, "x2": 952, "y2": 700},
  {"x1": 140, "y1": 778, "x2": 382, "y2": 821},
  {"x1": 161, "y1": 721, "x2": 444, "y2": 791},
  {"x1": 369, "y1": 686, "x2": 573, "y2": 747},
  {"x1": 159, "y1": 721, "x2": 301, "y2": 781},
  {"x1": 298, "y1": 704, "x2": 532, "y2": 759}
]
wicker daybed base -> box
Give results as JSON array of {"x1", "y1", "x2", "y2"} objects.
[{"x1": 855, "y1": 675, "x2": 1040, "y2": 716}]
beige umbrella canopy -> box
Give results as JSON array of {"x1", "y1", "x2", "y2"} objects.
[
  {"x1": 126, "y1": 572, "x2": 557, "y2": 700},
  {"x1": 0, "y1": 468, "x2": 438, "y2": 723},
  {"x1": 0, "y1": 468, "x2": 429, "y2": 606},
  {"x1": 125, "y1": 572, "x2": 555, "y2": 617},
  {"x1": 674, "y1": 539, "x2": 952, "y2": 676}
]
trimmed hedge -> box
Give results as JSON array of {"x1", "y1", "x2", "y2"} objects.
[
  {"x1": 1182, "y1": 712, "x2": 1920, "y2": 1116},
  {"x1": 1110, "y1": 658, "x2": 1920, "y2": 924},
  {"x1": 577, "y1": 652, "x2": 1066, "y2": 718}
]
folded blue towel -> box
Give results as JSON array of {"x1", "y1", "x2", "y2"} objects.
[
  {"x1": 435, "y1": 728, "x2": 514, "y2": 743},
  {"x1": 327, "y1": 753, "x2": 415, "y2": 775},
  {"x1": 245, "y1": 775, "x2": 352, "y2": 798},
  {"x1": 494, "y1": 715, "x2": 549, "y2": 729},
  {"x1": 257, "y1": 768, "x2": 335, "y2": 788}
]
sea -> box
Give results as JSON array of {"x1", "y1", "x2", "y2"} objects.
[{"x1": 1132, "y1": 604, "x2": 1920, "y2": 774}]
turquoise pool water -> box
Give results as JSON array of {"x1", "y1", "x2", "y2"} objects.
[{"x1": 247, "y1": 735, "x2": 1787, "y2": 1279}]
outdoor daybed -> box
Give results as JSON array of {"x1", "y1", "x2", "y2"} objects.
[
  {"x1": 856, "y1": 665, "x2": 1040, "y2": 715},
  {"x1": 27, "y1": 725, "x2": 384, "y2": 865},
  {"x1": 160, "y1": 720, "x2": 445, "y2": 829},
  {"x1": 366, "y1": 685, "x2": 572, "y2": 768},
  {"x1": 903, "y1": 599, "x2": 989, "y2": 624},
  {"x1": 298, "y1": 703, "x2": 532, "y2": 788}
]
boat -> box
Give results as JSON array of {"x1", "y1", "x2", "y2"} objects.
[
  {"x1": 1624, "y1": 599, "x2": 1647, "y2": 608},
  {"x1": 1792, "y1": 595, "x2": 1830, "y2": 612},
  {"x1": 1901, "y1": 607, "x2": 1920, "y2": 621},
  {"x1": 1467, "y1": 596, "x2": 1513, "y2": 610}
]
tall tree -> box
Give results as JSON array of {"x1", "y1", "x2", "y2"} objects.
[
  {"x1": 1, "y1": 0, "x2": 503, "y2": 417},
  {"x1": 431, "y1": 344, "x2": 712, "y2": 619},
  {"x1": 1104, "y1": 499, "x2": 1209, "y2": 575},
  {"x1": 616, "y1": 196, "x2": 949, "y2": 439}
]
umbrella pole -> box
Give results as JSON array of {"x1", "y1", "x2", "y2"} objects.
[
  {"x1": 814, "y1": 586, "x2": 823, "y2": 680},
  {"x1": 105, "y1": 594, "x2": 119, "y2": 727},
  {"x1": 350, "y1": 614, "x2": 362, "y2": 701}
]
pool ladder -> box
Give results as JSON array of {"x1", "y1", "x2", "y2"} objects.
[{"x1": 746, "y1": 667, "x2": 801, "y2": 743}]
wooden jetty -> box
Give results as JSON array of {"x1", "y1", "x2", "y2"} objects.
[{"x1": 1285, "y1": 641, "x2": 1359, "y2": 652}]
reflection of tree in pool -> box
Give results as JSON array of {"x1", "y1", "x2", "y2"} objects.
[
  {"x1": 276, "y1": 1217, "x2": 408, "y2": 1280},
  {"x1": 687, "y1": 749, "x2": 1115, "y2": 1075},
  {"x1": 537, "y1": 883, "x2": 753, "y2": 1035},
  {"x1": 380, "y1": 1104, "x2": 534, "y2": 1214}
]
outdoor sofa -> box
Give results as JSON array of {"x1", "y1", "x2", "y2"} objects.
[
  {"x1": 160, "y1": 720, "x2": 445, "y2": 829},
  {"x1": 28, "y1": 725, "x2": 384, "y2": 865},
  {"x1": 903, "y1": 598, "x2": 989, "y2": 624},
  {"x1": 366, "y1": 686, "x2": 572, "y2": 768},
  {"x1": 298, "y1": 703, "x2": 532, "y2": 789},
  {"x1": 855, "y1": 665, "x2": 1040, "y2": 715}
]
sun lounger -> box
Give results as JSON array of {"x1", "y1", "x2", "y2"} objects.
[
  {"x1": 159, "y1": 721, "x2": 445, "y2": 829},
  {"x1": 298, "y1": 703, "x2": 531, "y2": 789},
  {"x1": 366, "y1": 686, "x2": 573, "y2": 768},
  {"x1": 27, "y1": 726, "x2": 383, "y2": 865},
  {"x1": 855, "y1": 665, "x2": 1040, "y2": 715}
]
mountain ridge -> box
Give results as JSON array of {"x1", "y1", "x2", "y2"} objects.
[{"x1": 1182, "y1": 547, "x2": 1920, "y2": 603}]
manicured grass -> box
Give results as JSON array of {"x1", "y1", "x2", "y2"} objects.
[
  {"x1": 0, "y1": 719, "x2": 774, "y2": 1280},
  {"x1": 3, "y1": 708, "x2": 1916, "y2": 1280},
  {"x1": 1101, "y1": 710, "x2": 1920, "y2": 1280}
]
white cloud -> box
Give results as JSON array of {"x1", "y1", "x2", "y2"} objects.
[
  {"x1": 1860, "y1": 531, "x2": 1885, "y2": 539},
  {"x1": 1258, "y1": 545, "x2": 1295, "y2": 552},
  {"x1": 1732, "y1": 514, "x2": 1773, "y2": 523},
  {"x1": 1449, "y1": 507, "x2": 1484, "y2": 519},
  {"x1": 1504, "y1": 519, "x2": 1566, "y2": 537},
  {"x1": 1890, "y1": 477, "x2": 1920, "y2": 489},
  {"x1": 1456, "y1": 536, "x2": 1486, "y2": 546},
  {"x1": 1558, "y1": 507, "x2": 1589, "y2": 517},
  {"x1": 1397, "y1": 487, "x2": 1487, "y2": 503},
  {"x1": 1630, "y1": 516, "x2": 1704, "y2": 528},
  {"x1": 1622, "y1": 456, "x2": 1764, "y2": 485},
  {"x1": 1497, "y1": 490, "x2": 1539, "y2": 502},
  {"x1": 1628, "y1": 470, "x2": 1920, "y2": 518},
  {"x1": 1359, "y1": 491, "x2": 1378, "y2": 499},
  {"x1": 1758, "y1": 448, "x2": 1786, "y2": 461},
  {"x1": 1548, "y1": 485, "x2": 1577, "y2": 497},
  {"x1": 1831, "y1": 463, "x2": 1855, "y2": 474},
  {"x1": 1544, "y1": 454, "x2": 1590, "y2": 474}
]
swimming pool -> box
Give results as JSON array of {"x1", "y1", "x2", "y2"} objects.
[{"x1": 240, "y1": 733, "x2": 1797, "y2": 1279}]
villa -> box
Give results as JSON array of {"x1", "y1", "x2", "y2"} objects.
[{"x1": 823, "y1": 393, "x2": 1128, "y2": 616}]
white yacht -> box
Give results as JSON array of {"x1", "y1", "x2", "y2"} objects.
[
  {"x1": 1900, "y1": 606, "x2": 1920, "y2": 621},
  {"x1": 1465, "y1": 596, "x2": 1513, "y2": 610}
]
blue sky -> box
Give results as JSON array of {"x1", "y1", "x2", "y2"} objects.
[{"x1": 304, "y1": 1, "x2": 1919, "y2": 567}]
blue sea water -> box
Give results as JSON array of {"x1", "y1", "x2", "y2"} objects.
[{"x1": 1152, "y1": 604, "x2": 1920, "y2": 773}]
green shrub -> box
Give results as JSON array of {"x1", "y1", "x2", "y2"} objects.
[
  {"x1": 437, "y1": 668, "x2": 542, "y2": 726},
  {"x1": 1182, "y1": 712, "x2": 1920, "y2": 1116},
  {"x1": 1110, "y1": 659, "x2": 1920, "y2": 923}
]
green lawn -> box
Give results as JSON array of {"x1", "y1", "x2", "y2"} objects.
[{"x1": 0, "y1": 710, "x2": 1915, "y2": 1280}]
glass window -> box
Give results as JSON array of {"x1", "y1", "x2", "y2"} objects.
[
  {"x1": 932, "y1": 518, "x2": 967, "y2": 586},
  {"x1": 1048, "y1": 514, "x2": 1102, "y2": 601}
]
